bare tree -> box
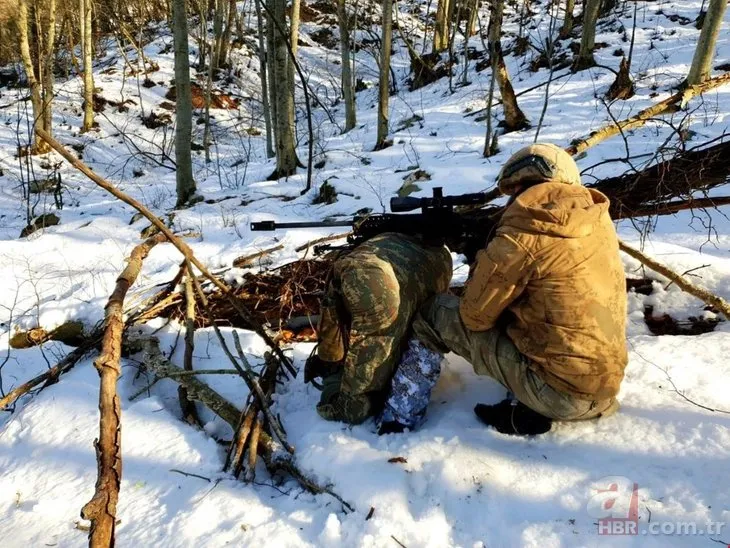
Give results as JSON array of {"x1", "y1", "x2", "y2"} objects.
[
  {"x1": 376, "y1": 0, "x2": 393, "y2": 149},
  {"x1": 433, "y1": 0, "x2": 451, "y2": 53},
  {"x1": 337, "y1": 0, "x2": 356, "y2": 132},
  {"x1": 255, "y1": 0, "x2": 275, "y2": 157},
  {"x1": 573, "y1": 0, "x2": 601, "y2": 71},
  {"x1": 81, "y1": 0, "x2": 95, "y2": 132},
  {"x1": 559, "y1": 0, "x2": 575, "y2": 39},
  {"x1": 488, "y1": 0, "x2": 529, "y2": 132},
  {"x1": 269, "y1": 0, "x2": 299, "y2": 177},
  {"x1": 686, "y1": 0, "x2": 728, "y2": 86},
  {"x1": 172, "y1": 0, "x2": 196, "y2": 205}
]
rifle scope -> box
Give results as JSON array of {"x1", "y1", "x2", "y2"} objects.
[{"x1": 390, "y1": 187, "x2": 494, "y2": 213}]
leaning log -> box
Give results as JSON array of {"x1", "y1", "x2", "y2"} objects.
[
  {"x1": 619, "y1": 240, "x2": 730, "y2": 320},
  {"x1": 80, "y1": 232, "x2": 167, "y2": 548},
  {"x1": 566, "y1": 72, "x2": 730, "y2": 156}
]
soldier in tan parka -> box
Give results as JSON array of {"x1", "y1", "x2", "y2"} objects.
[{"x1": 379, "y1": 143, "x2": 628, "y2": 435}]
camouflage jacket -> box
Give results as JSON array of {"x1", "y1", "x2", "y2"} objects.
[{"x1": 317, "y1": 232, "x2": 452, "y2": 422}]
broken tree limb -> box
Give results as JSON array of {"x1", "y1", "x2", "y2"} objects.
[
  {"x1": 37, "y1": 129, "x2": 293, "y2": 376},
  {"x1": 140, "y1": 337, "x2": 242, "y2": 427},
  {"x1": 81, "y1": 231, "x2": 167, "y2": 548},
  {"x1": 294, "y1": 232, "x2": 351, "y2": 253},
  {"x1": 566, "y1": 72, "x2": 730, "y2": 156},
  {"x1": 137, "y1": 337, "x2": 353, "y2": 511},
  {"x1": 618, "y1": 240, "x2": 730, "y2": 320},
  {"x1": 0, "y1": 331, "x2": 102, "y2": 411},
  {"x1": 232, "y1": 244, "x2": 284, "y2": 268}
]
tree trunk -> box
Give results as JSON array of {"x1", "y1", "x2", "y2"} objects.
[
  {"x1": 172, "y1": 0, "x2": 196, "y2": 205},
  {"x1": 376, "y1": 0, "x2": 393, "y2": 149},
  {"x1": 270, "y1": 0, "x2": 298, "y2": 178},
  {"x1": 266, "y1": 6, "x2": 278, "y2": 147},
  {"x1": 433, "y1": 0, "x2": 451, "y2": 53},
  {"x1": 17, "y1": 0, "x2": 45, "y2": 152},
  {"x1": 40, "y1": 0, "x2": 56, "y2": 137},
  {"x1": 219, "y1": 0, "x2": 237, "y2": 68},
  {"x1": 211, "y1": 0, "x2": 225, "y2": 71},
  {"x1": 255, "y1": 0, "x2": 275, "y2": 157},
  {"x1": 337, "y1": 0, "x2": 356, "y2": 132},
  {"x1": 559, "y1": 0, "x2": 575, "y2": 39},
  {"x1": 81, "y1": 0, "x2": 95, "y2": 132},
  {"x1": 287, "y1": 0, "x2": 300, "y2": 149},
  {"x1": 488, "y1": 0, "x2": 529, "y2": 132},
  {"x1": 573, "y1": 0, "x2": 600, "y2": 71},
  {"x1": 686, "y1": 0, "x2": 728, "y2": 86}
]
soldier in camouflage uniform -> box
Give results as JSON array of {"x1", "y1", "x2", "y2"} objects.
[
  {"x1": 379, "y1": 144, "x2": 628, "y2": 435},
  {"x1": 306, "y1": 232, "x2": 452, "y2": 424}
]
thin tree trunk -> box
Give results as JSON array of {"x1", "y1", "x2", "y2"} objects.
[
  {"x1": 376, "y1": 0, "x2": 393, "y2": 149},
  {"x1": 255, "y1": 0, "x2": 275, "y2": 157},
  {"x1": 219, "y1": 0, "x2": 237, "y2": 68},
  {"x1": 573, "y1": 0, "x2": 600, "y2": 71},
  {"x1": 337, "y1": 0, "x2": 356, "y2": 132},
  {"x1": 18, "y1": 0, "x2": 45, "y2": 152},
  {"x1": 40, "y1": 0, "x2": 56, "y2": 138},
  {"x1": 81, "y1": 0, "x2": 95, "y2": 132},
  {"x1": 287, "y1": 0, "x2": 300, "y2": 149},
  {"x1": 270, "y1": 0, "x2": 298, "y2": 178},
  {"x1": 433, "y1": 0, "x2": 451, "y2": 53},
  {"x1": 559, "y1": 0, "x2": 575, "y2": 39},
  {"x1": 172, "y1": 0, "x2": 196, "y2": 205},
  {"x1": 686, "y1": 0, "x2": 728, "y2": 86},
  {"x1": 211, "y1": 0, "x2": 224, "y2": 71},
  {"x1": 266, "y1": 6, "x2": 278, "y2": 147},
  {"x1": 488, "y1": 0, "x2": 529, "y2": 132}
]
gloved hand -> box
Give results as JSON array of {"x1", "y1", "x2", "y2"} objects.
[{"x1": 303, "y1": 354, "x2": 342, "y2": 385}]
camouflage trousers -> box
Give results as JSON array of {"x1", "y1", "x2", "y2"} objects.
[{"x1": 412, "y1": 294, "x2": 618, "y2": 421}]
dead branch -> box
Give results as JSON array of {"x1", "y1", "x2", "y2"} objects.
[
  {"x1": 137, "y1": 337, "x2": 353, "y2": 511},
  {"x1": 81, "y1": 232, "x2": 167, "y2": 548},
  {"x1": 294, "y1": 232, "x2": 351, "y2": 253},
  {"x1": 618, "y1": 240, "x2": 730, "y2": 319},
  {"x1": 566, "y1": 73, "x2": 730, "y2": 155},
  {"x1": 140, "y1": 337, "x2": 241, "y2": 427},
  {"x1": 0, "y1": 332, "x2": 102, "y2": 411},
  {"x1": 232, "y1": 244, "x2": 284, "y2": 268},
  {"x1": 37, "y1": 129, "x2": 293, "y2": 376}
]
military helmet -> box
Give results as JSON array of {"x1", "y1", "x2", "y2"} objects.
[{"x1": 497, "y1": 143, "x2": 582, "y2": 195}]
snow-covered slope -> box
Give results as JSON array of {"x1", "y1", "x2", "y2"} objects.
[{"x1": 1, "y1": 1, "x2": 729, "y2": 546}]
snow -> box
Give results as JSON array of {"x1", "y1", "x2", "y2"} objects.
[{"x1": 1, "y1": 0, "x2": 730, "y2": 546}]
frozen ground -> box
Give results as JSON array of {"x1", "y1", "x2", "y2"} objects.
[{"x1": 1, "y1": 1, "x2": 729, "y2": 546}]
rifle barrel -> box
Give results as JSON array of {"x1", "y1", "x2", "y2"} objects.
[{"x1": 250, "y1": 220, "x2": 354, "y2": 231}]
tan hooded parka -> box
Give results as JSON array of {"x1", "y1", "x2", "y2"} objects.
[{"x1": 460, "y1": 145, "x2": 628, "y2": 401}]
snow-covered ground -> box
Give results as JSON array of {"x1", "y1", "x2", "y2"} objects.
[{"x1": 1, "y1": 1, "x2": 729, "y2": 546}]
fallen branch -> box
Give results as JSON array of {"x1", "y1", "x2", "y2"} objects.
[
  {"x1": 137, "y1": 337, "x2": 353, "y2": 511},
  {"x1": 37, "y1": 129, "x2": 293, "y2": 376},
  {"x1": 618, "y1": 240, "x2": 730, "y2": 320},
  {"x1": 81, "y1": 232, "x2": 167, "y2": 547},
  {"x1": 232, "y1": 244, "x2": 284, "y2": 268},
  {"x1": 566, "y1": 73, "x2": 730, "y2": 156},
  {"x1": 0, "y1": 333, "x2": 102, "y2": 411},
  {"x1": 294, "y1": 232, "x2": 351, "y2": 253},
  {"x1": 179, "y1": 270, "x2": 201, "y2": 427}
]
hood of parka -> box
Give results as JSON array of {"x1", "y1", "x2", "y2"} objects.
[{"x1": 500, "y1": 182, "x2": 611, "y2": 239}]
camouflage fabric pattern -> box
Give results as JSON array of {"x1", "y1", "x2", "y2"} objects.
[
  {"x1": 377, "y1": 339, "x2": 442, "y2": 429},
  {"x1": 316, "y1": 232, "x2": 452, "y2": 424}
]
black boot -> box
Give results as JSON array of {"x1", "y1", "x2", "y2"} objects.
[{"x1": 474, "y1": 399, "x2": 552, "y2": 436}]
